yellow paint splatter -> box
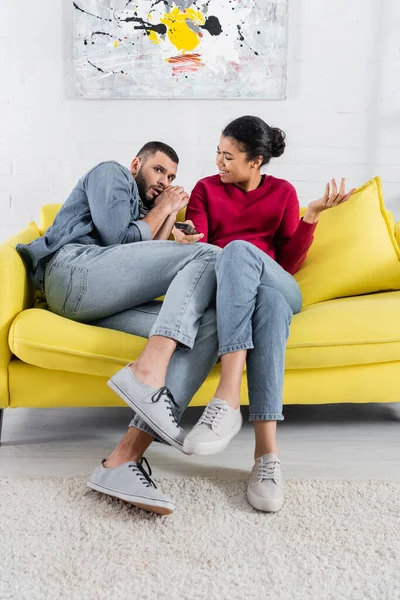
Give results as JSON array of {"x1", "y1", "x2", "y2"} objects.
[
  {"x1": 160, "y1": 7, "x2": 205, "y2": 53},
  {"x1": 113, "y1": 40, "x2": 118, "y2": 48},
  {"x1": 148, "y1": 30, "x2": 159, "y2": 45}
]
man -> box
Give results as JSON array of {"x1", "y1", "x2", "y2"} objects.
[{"x1": 17, "y1": 142, "x2": 221, "y2": 515}]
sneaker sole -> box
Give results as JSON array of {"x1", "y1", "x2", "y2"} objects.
[
  {"x1": 87, "y1": 480, "x2": 175, "y2": 515},
  {"x1": 107, "y1": 378, "x2": 185, "y2": 453},
  {"x1": 182, "y1": 419, "x2": 242, "y2": 455},
  {"x1": 246, "y1": 487, "x2": 284, "y2": 513}
]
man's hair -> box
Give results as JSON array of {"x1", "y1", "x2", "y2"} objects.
[{"x1": 136, "y1": 141, "x2": 179, "y2": 165}]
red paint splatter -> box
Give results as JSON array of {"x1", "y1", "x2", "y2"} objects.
[{"x1": 167, "y1": 53, "x2": 205, "y2": 75}]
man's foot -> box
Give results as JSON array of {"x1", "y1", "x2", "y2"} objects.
[
  {"x1": 183, "y1": 398, "x2": 242, "y2": 455},
  {"x1": 87, "y1": 457, "x2": 174, "y2": 515},
  {"x1": 108, "y1": 365, "x2": 185, "y2": 451},
  {"x1": 247, "y1": 453, "x2": 284, "y2": 512}
]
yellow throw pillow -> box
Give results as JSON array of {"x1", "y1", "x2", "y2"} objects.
[{"x1": 295, "y1": 177, "x2": 400, "y2": 307}]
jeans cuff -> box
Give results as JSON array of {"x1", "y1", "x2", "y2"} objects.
[
  {"x1": 129, "y1": 417, "x2": 169, "y2": 445},
  {"x1": 150, "y1": 328, "x2": 194, "y2": 349},
  {"x1": 218, "y1": 342, "x2": 254, "y2": 356},
  {"x1": 249, "y1": 413, "x2": 285, "y2": 422}
]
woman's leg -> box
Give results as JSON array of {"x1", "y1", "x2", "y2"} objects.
[
  {"x1": 247, "y1": 286, "x2": 294, "y2": 456},
  {"x1": 214, "y1": 240, "x2": 300, "y2": 409},
  {"x1": 184, "y1": 240, "x2": 301, "y2": 456},
  {"x1": 246, "y1": 286, "x2": 297, "y2": 513}
]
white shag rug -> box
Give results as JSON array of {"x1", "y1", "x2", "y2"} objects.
[{"x1": 1, "y1": 477, "x2": 399, "y2": 600}]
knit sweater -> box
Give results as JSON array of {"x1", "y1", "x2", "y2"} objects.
[{"x1": 186, "y1": 174, "x2": 317, "y2": 274}]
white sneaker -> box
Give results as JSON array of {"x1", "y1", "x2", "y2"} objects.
[
  {"x1": 87, "y1": 457, "x2": 175, "y2": 515},
  {"x1": 247, "y1": 453, "x2": 284, "y2": 512},
  {"x1": 108, "y1": 365, "x2": 185, "y2": 451},
  {"x1": 183, "y1": 398, "x2": 242, "y2": 455}
]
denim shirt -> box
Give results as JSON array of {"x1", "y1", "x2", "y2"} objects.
[{"x1": 17, "y1": 161, "x2": 152, "y2": 292}]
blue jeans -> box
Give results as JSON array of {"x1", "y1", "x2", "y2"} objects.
[
  {"x1": 94, "y1": 302, "x2": 219, "y2": 436},
  {"x1": 215, "y1": 241, "x2": 302, "y2": 421},
  {"x1": 44, "y1": 240, "x2": 221, "y2": 439},
  {"x1": 44, "y1": 240, "x2": 221, "y2": 349}
]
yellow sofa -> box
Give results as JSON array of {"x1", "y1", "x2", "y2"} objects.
[{"x1": 1, "y1": 201, "x2": 400, "y2": 443}]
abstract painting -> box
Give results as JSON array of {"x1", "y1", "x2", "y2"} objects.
[{"x1": 74, "y1": 0, "x2": 288, "y2": 99}]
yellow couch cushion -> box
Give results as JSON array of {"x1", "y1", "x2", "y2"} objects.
[
  {"x1": 9, "y1": 290, "x2": 400, "y2": 376},
  {"x1": 287, "y1": 290, "x2": 400, "y2": 368},
  {"x1": 295, "y1": 177, "x2": 400, "y2": 307},
  {"x1": 9, "y1": 308, "x2": 148, "y2": 377}
]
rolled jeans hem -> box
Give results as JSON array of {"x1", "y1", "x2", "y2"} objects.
[
  {"x1": 150, "y1": 328, "x2": 194, "y2": 349},
  {"x1": 218, "y1": 342, "x2": 254, "y2": 356},
  {"x1": 249, "y1": 413, "x2": 284, "y2": 422},
  {"x1": 129, "y1": 417, "x2": 169, "y2": 445}
]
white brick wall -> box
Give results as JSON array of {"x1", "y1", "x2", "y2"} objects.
[{"x1": 0, "y1": 0, "x2": 399, "y2": 241}]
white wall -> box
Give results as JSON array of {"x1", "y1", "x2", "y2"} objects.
[{"x1": 1, "y1": 0, "x2": 399, "y2": 242}]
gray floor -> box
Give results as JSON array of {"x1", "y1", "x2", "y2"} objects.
[{"x1": 1, "y1": 404, "x2": 399, "y2": 480}]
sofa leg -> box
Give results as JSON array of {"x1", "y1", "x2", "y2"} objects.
[{"x1": 0, "y1": 409, "x2": 3, "y2": 446}]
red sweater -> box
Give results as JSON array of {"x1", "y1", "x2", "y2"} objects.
[{"x1": 186, "y1": 174, "x2": 317, "y2": 275}]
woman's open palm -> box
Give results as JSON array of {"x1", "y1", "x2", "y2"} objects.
[{"x1": 308, "y1": 178, "x2": 356, "y2": 215}]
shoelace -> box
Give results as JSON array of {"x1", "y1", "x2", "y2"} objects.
[
  {"x1": 258, "y1": 461, "x2": 281, "y2": 483},
  {"x1": 129, "y1": 456, "x2": 157, "y2": 489},
  {"x1": 199, "y1": 403, "x2": 227, "y2": 427},
  {"x1": 151, "y1": 386, "x2": 180, "y2": 428}
]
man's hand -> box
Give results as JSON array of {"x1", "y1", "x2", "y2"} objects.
[
  {"x1": 172, "y1": 220, "x2": 204, "y2": 244},
  {"x1": 303, "y1": 178, "x2": 356, "y2": 224},
  {"x1": 154, "y1": 186, "x2": 189, "y2": 214}
]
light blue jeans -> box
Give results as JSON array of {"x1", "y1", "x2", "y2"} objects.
[
  {"x1": 44, "y1": 240, "x2": 221, "y2": 438},
  {"x1": 215, "y1": 240, "x2": 302, "y2": 422},
  {"x1": 44, "y1": 240, "x2": 221, "y2": 348},
  {"x1": 94, "y1": 302, "x2": 219, "y2": 436}
]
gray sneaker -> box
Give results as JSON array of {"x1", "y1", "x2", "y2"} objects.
[
  {"x1": 108, "y1": 365, "x2": 185, "y2": 451},
  {"x1": 247, "y1": 453, "x2": 284, "y2": 512},
  {"x1": 87, "y1": 457, "x2": 175, "y2": 515},
  {"x1": 183, "y1": 398, "x2": 242, "y2": 455}
]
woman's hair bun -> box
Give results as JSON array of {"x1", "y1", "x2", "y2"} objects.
[{"x1": 270, "y1": 127, "x2": 286, "y2": 158}]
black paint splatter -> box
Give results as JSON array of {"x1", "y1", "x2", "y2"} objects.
[
  {"x1": 73, "y1": 2, "x2": 112, "y2": 22},
  {"x1": 117, "y1": 14, "x2": 167, "y2": 35},
  {"x1": 87, "y1": 58, "x2": 126, "y2": 75},
  {"x1": 91, "y1": 30, "x2": 135, "y2": 46},
  {"x1": 237, "y1": 24, "x2": 259, "y2": 56},
  {"x1": 200, "y1": 16, "x2": 222, "y2": 36},
  {"x1": 149, "y1": 0, "x2": 170, "y2": 10}
]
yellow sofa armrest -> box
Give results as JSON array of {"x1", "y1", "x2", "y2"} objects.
[{"x1": 0, "y1": 222, "x2": 41, "y2": 407}]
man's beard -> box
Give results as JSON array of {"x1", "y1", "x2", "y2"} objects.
[{"x1": 135, "y1": 169, "x2": 153, "y2": 208}]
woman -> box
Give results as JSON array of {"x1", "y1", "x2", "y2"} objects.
[{"x1": 174, "y1": 116, "x2": 355, "y2": 513}]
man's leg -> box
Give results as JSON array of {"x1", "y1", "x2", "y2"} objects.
[
  {"x1": 46, "y1": 241, "x2": 220, "y2": 449},
  {"x1": 94, "y1": 302, "x2": 219, "y2": 463},
  {"x1": 87, "y1": 303, "x2": 218, "y2": 514},
  {"x1": 45, "y1": 241, "x2": 220, "y2": 348}
]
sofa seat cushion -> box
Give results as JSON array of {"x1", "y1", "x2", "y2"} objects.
[
  {"x1": 287, "y1": 290, "x2": 400, "y2": 369},
  {"x1": 9, "y1": 290, "x2": 400, "y2": 376},
  {"x1": 9, "y1": 307, "x2": 148, "y2": 377}
]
